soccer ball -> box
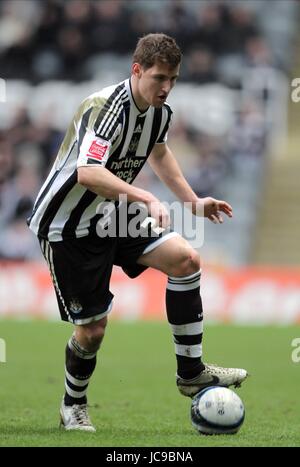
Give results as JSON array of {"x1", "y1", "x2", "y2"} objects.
[{"x1": 191, "y1": 386, "x2": 245, "y2": 435}]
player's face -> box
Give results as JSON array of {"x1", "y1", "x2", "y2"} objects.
[{"x1": 132, "y1": 61, "x2": 180, "y2": 110}]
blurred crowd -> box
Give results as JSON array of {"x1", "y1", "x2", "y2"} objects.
[
  {"x1": 0, "y1": 0, "x2": 297, "y2": 261},
  {"x1": 0, "y1": 0, "x2": 287, "y2": 84}
]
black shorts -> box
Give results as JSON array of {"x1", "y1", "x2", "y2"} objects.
[{"x1": 39, "y1": 231, "x2": 177, "y2": 325}]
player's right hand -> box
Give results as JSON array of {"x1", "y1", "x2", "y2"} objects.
[{"x1": 148, "y1": 200, "x2": 170, "y2": 229}]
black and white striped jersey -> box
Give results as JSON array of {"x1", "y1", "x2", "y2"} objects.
[{"x1": 28, "y1": 78, "x2": 173, "y2": 241}]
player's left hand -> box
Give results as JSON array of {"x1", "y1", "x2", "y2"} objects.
[{"x1": 194, "y1": 197, "x2": 233, "y2": 224}]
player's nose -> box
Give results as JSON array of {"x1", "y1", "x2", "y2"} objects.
[{"x1": 163, "y1": 82, "x2": 172, "y2": 93}]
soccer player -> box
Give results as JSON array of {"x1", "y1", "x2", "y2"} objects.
[{"x1": 28, "y1": 33, "x2": 248, "y2": 432}]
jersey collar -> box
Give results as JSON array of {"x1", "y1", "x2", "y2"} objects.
[{"x1": 126, "y1": 78, "x2": 150, "y2": 116}]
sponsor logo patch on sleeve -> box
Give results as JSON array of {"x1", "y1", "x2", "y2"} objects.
[{"x1": 87, "y1": 139, "x2": 110, "y2": 163}]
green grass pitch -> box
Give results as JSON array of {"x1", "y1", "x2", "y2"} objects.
[{"x1": 0, "y1": 320, "x2": 299, "y2": 447}]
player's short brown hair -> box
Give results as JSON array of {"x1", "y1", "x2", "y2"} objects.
[{"x1": 132, "y1": 33, "x2": 182, "y2": 69}]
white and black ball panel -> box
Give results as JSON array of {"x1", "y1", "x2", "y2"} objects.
[{"x1": 191, "y1": 386, "x2": 245, "y2": 435}]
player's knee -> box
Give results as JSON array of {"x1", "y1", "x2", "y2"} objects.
[
  {"x1": 170, "y1": 248, "x2": 201, "y2": 277},
  {"x1": 79, "y1": 318, "x2": 107, "y2": 352}
]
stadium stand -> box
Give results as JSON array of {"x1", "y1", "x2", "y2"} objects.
[{"x1": 0, "y1": 0, "x2": 298, "y2": 265}]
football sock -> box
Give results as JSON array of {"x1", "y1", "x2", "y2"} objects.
[
  {"x1": 166, "y1": 270, "x2": 205, "y2": 380},
  {"x1": 64, "y1": 335, "x2": 97, "y2": 406}
]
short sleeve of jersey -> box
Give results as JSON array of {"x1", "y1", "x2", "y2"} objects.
[
  {"x1": 156, "y1": 104, "x2": 173, "y2": 144},
  {"x1": 77, "y1": 105, "x2": 120, "y2": 168}
]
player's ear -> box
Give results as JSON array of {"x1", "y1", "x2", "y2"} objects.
[{"x1": 132, "y1": 63, "x2": 142, "y2": 78}]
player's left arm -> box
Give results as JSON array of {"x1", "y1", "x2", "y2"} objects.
[{"x1": 148, "y1": 143, "x2": 233, "y2": 224}]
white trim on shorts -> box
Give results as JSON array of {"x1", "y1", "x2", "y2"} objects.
[
  {"x1": 141, "y1": 231, "x2": 180, "y2": 256},
  {"x1": 72, "y1": 300, "x2": 113, "y2": 325}
]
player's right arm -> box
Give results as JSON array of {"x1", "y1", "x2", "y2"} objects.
[{"x1": 78, "y1": 164, "x2": 170, "y2": 229}]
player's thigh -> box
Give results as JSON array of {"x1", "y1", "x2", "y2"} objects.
[
  {"x1": 137, "y1": 235, "x2": 201, "y2": 276},
  {"x1": 39, "y1": 237, "x2": 114, "y2": 324}
]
